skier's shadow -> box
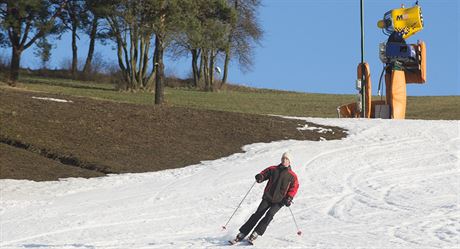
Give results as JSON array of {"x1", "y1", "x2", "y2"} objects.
[{"x1": 195, "y1": 236, "x2": 233, "y2": 247}]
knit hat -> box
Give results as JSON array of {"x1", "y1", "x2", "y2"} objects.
[{"x1": 281, "y1": 152, "x2": 292, "y2": 162}]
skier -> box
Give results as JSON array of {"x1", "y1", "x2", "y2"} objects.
[{"x1": 231, "y1": 152, "x2": 299, "y2": 244}]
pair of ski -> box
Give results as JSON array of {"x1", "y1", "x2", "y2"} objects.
[{"x1": 228, "y1": 238, "x2": 255, "y2": 246}]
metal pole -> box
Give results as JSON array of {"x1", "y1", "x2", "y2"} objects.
[
  {"x1": 360, "y1": 0, "x2": 366, "y2": 118},
  {"x1": 288, "y1": 207, "x2": 302, "y2": 236},
  {"x1": 222, "y1": 181, "x2": 257, "y2": 230}
]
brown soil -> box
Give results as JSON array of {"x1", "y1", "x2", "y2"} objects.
[{"x1": 0, "y1": 87, "x2": 346, "y2": 181}]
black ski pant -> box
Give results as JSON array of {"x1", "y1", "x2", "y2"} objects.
[{"x1": 239, "y1": 199, "x2": 283, "y2": 236}]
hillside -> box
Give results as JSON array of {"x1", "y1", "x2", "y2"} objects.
[
  {"x1": 0, "y1": 87, "x2": 345, "y2": 181},
  {"x1": 1, "y1": 74, "x2": 459, "y2": 181}
]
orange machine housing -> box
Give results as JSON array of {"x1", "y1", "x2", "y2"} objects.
[
  {"x1": 337, "y1": 41, "x2": 426, "y2": 119},
  {"x1": 405, "y1": 41, "x2": 426, "y2": 84},
  {"x1": 386, "y1": 41, "x2": 426, "y2": 119},
  {"x1": 386, "y1": 70, "x2": 406, "y2": 119}
]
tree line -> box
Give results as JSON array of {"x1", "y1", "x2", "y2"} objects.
[{"x1": 0, "y1": 0, "x2": 262, "y2": 104}]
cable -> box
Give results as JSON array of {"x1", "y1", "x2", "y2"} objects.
[{"x1": 377, "y1": 65, "x2": 386, "y2": 100}]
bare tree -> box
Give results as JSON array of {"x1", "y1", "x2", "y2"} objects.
[
  {"x1": 171, "y1": 0, "x2": 235, "y2": 91},
  {"x1": 60, "y1": 0, "x2": 87, "y2": 79},
  {"x1": 149, "y1": 0, "x2": 194, "y2": 104},
  {"x1": 81, "y1": 0, "x2": 106, "y2": 75},
  {"x1": 222, "y1": 0, "x2": 263, "y2": 85},
  {"x1": 102, "y1": 0, "x2": 156, "y2": 91}
]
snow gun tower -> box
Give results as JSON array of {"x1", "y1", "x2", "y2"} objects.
[{"x1": 337, "y1": 2, "x2": 426, "y2": 119}]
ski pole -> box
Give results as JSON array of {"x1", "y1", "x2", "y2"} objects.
[
  {"x1": 222, "y1": 181, "x2": 257, "y2": 230},
  {"x1": 288, "y1": 206, "x2": 302, "y2": 236}
]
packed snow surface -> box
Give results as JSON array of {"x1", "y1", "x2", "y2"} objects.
[{"x1": 1, "y1": 118, "x2": 459, "y2": 249}]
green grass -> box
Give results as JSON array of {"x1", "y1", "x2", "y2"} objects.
[
  {"x1": 406, "y1": 96, "x2": 460, "y2": 120},
  {"x1": 6, "y1": 75, "x2": 460, "y2": 120},
  {"x1": 166, "y1": 89, "x2": 356, "y2": 117}
]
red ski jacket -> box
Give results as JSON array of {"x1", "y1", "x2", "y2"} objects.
[{"x1": 258, "y1": 164, "x2": 299, "y2": 204}]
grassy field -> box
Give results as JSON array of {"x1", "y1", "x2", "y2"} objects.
[{"x1": 6, "y1": 75, "x2": 460, "y2": 120}]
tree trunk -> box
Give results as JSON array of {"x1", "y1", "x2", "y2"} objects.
[
  {"x1": 146, "y1": 36, "x2": 158, "y2": 91},
  {"x1": 122, "y1": 40, "x2": 131, "y2": 88},
  {"x1": 222, "y1": 0, "x2": 238, "y2": 86},
  {"x1": 107, "y1": 15, "x2": 131, "y2": 90},
  {"x1": 202, "y1": 50, "x2": 210, "y2": 91},
  {"x1": 209, "y1": 50, "x2": 215, "y2": 91},
  {"x1": 137, "y1": 37, "x2": 144, "y2": 88},
  {"x1": 129, "y1": 25, "x2": 138, "y2": 90},
  {"x1": 222, "y1": 46, "x2": 230, "y2": 86},
  {"x1": 191, "y1": 48, "x2": 200, "y2": 87},
  {"x1": 200, "y1": 50, "x2": 206, "y2": 89},
  {"x1": 154, "y1": 37, "x2": 165, "y2": 105},
  {"x1": 71, "y1": 21, "x2": 78, "y2": 79},
  {"x1": 112, "y1": 25, "x2": 129, "y2": 90},
  {"x1": 82, "y1": 17, "x2": 98, "y2": 74},
  {"x1": 9, "y1": 46, "x2": 22, "y2": 85},
  {"x1": 139, "y1": 35, "x2": 151, "y2": 88}
]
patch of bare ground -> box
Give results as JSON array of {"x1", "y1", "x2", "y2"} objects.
[{"x1": 0, "y1": 88, "x2": 346, "y2": 181}]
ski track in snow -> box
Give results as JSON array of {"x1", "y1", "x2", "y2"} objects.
[{"x1": 1, "y1": 118, "x2": 459, "y2": 249}]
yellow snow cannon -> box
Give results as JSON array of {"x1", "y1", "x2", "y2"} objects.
[
  {"x1": 338, "y1": 2, "x2": 427, "y2": 120},
  {"x1": 377, "y1": 5, "x2": 424, "y2": 39}
]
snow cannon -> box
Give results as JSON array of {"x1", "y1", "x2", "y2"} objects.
[
  {"x1": 337, "y1": 2, "x2": 426, "y2": 119},
  {"x1": 378, "y1": 3, "x2": 425, "y2": 74},
  {"x1": 377, "y1": 5, "x2": 424, "y2": 39}
]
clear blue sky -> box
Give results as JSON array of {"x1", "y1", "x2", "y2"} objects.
[{"x1": 2, "y1": 0, "x2": 459, "y2": 96}]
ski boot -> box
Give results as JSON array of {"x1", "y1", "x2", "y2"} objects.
[
  {"x1": 247, "y1": 231, "x2": 259, "y2": 245},
  {"x1": 228, "y1": 232, "x2": 245, "y2": 245}
]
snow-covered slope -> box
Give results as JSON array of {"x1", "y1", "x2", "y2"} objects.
[{"x1": 1, "y1": 118, "x2": 459, "y2": 249}]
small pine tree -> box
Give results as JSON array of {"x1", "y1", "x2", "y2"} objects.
[{"x1": 33, "y1": 37, "x2": 53, "y2": 69}]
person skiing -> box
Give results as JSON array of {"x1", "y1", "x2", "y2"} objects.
[{"x1": 231, "y1": 152, "x2": 299, "y2": 244}]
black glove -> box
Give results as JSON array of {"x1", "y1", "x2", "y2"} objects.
[
  {"x1": 282, "y1": 196, "x2": 293, "y2": 207},
  {"x1": 255, "y1": 174, "x2": 264, "y2": 183}
]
